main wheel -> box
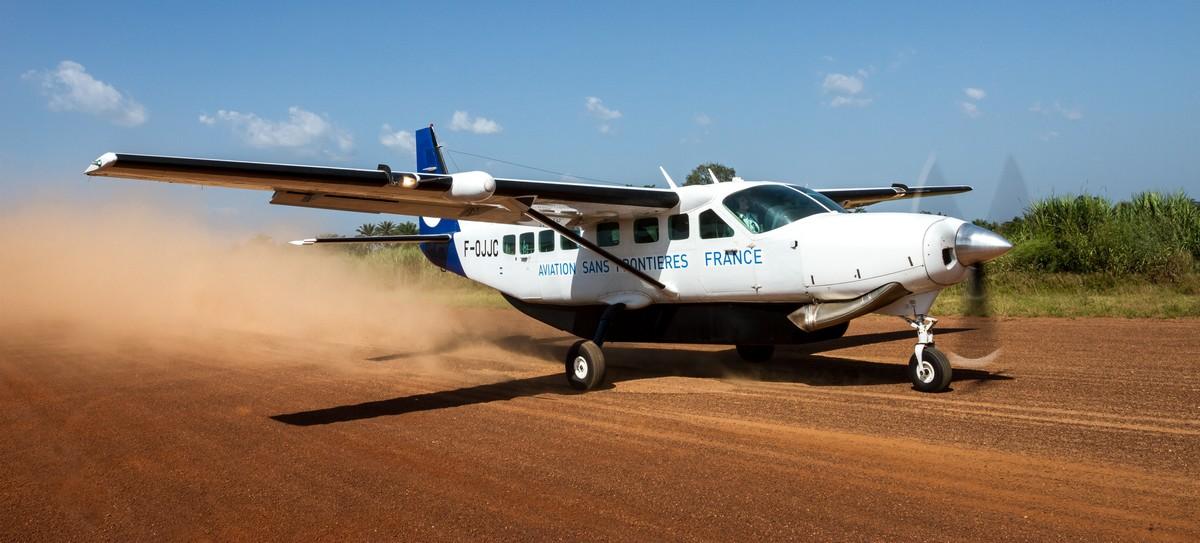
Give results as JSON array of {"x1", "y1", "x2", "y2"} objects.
[
  {"x1": 736, "y1": 344, "x2": 775, "y2": 363},
  {"x1": 908, "y1": 346, "x2": 952, "y2": 392},
  {"x1": 565, "y1": 339, "x2": 606, "y2": 391}
]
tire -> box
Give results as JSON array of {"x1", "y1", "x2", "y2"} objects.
[
  {"x1": 736, "y1": 344, "x2": 775, "y2": 363},
  {"x1": 565, "y1": 340, "x2": 606, "y2": 391},
  {"x1": 908, "y1": 346, "x2": 952, "y2": 393}
]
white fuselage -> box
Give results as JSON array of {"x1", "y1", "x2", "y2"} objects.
[{"x1": 433, "y1": 181, "x2": 972, "y2": 316}]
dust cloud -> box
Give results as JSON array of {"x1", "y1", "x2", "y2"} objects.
[{"x1": 0, "y1": 199, "x2": 463, "y2": 351}]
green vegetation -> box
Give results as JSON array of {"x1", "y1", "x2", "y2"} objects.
[
  {"x1": 978, "y1": 191, "x2": 1199, "y2": 280},
  {"x1": 316, "y1": 221, "x2": 505, "y2": 308},
  {"x1": 685, "y1": 162, "x2": 736, "y2": 186},
  {"x1": 932, "y1": 270, "x2": 1200, "y2": 318},
  {"x1": 943, "y1": 191, "x2": 1200, "y2": 318}
]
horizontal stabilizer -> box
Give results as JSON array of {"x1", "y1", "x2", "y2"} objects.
[{"x1": 288, "y1": 234, "x2": 452, "y2": 246}]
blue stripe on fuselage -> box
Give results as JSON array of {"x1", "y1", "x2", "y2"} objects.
[{"x1": 418, "y1": 218, "x2": 465, "y2": 276}]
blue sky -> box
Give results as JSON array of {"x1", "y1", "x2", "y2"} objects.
[{"x1": 3, "y1": 1, "x2": 1198, "y2": 235}]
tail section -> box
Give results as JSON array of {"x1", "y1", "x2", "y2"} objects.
[
  {"x1": 415, "y1": 125, "x2": 464, "y2": 275},
  {"x1": 415, "y1": 125, "x2": 448, "y2": 174}
]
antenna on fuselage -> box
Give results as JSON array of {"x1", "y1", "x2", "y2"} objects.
[
  {"x1": 658, "y1": 166, "x2": 679, "y2": 189},
  {"x1": 707, "y1": 168, "x2": 721, "y2": 184}
]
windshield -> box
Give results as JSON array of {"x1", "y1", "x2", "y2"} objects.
[{"x1": 722, "y1": 185, "x2": 835, "y2": 234}]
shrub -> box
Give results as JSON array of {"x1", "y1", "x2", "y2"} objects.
[{"x1": 993, "y1": 191, "x2": 1197, "y2": 278}]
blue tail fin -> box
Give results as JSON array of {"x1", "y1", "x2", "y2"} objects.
[
  {"x1": 415, "y1": 125, "x2": 448, "y2": 174},
  {"x1": 415, "y1": 125, "x2": 463, "y2": 275}
]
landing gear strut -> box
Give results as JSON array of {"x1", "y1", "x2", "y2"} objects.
[
  {"x1": 564, "y1": 304, "x2": 624, "y2": 391},
  {"x1": 904, "y1": 315, "x2": 952, "y2": 392}
]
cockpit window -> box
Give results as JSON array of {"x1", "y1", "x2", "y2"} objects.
[{"x1": 722, "y1": 185, "x2": 835, "y2": 234}]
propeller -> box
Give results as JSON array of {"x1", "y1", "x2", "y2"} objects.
[{"x1": 947, "y1": 155, "x2": 1028, "y2": 376}]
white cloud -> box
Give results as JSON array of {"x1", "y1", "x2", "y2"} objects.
[
  {"x1": 1030, "y1": 100, "x2": 1084, "y2": 121},
  {"x1": 585, "y1": 96, "x2": 622, "y2": 133},
  {"x1": 694, "y1": 113, "x2": 712, "y2": 126},
  {"x1": 959, "y1": 101, "x2": 981, "y2": 118},
  {"x1": 822, "y1": 73, "x2": 865, "y2": 95},
  {"x1": 23, "y1": 60, "x2": 147, "y2": 126},
  {"x1": 1040, "y1": 130, "x2": 1060, "y2": 141},
  {"x1": 585, "y1": 97, "x2": 622, "y2": 120},
  {"x1": 200, "y1": 106, "x2": 353, "y2": 156},
  {"x1": 822, "y1": 71, "x2": 873, "y2": 108},
  {"x1": 379, "y1": 124, "x2": 415, "y2": 152},
  {"x1": 964, "y1": 87, "x2": 986, "y2": 101},
  {"x1": 448, "y1": 111, "x2": 502, "y2": 134}
]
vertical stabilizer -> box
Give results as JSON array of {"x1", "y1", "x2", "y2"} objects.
[
  {"x1": 415, "y1": 125, "x2": 448, "y2": 174},
  {"x1": 415, "y1": 124, "x2": 462, "y2": 274}
]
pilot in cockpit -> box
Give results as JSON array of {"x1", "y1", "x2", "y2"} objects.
[{"x1": 731, "y1": 194, "x2": 764, "y2": 234}]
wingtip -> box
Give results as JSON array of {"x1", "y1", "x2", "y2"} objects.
[
  {"x1": 288, "y1": 239, "x2": 316, "y2": 246},
  {"x1": 85, "y1": 152, "x2": 118, "y2": 175}
]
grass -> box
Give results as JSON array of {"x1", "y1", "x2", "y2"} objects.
[
  {"x1": 932, "y1": 271, "x2": 1200, "y2": 318},
  {"x1": 984, "y1": 191, "x2": 1199, "y2": 279}
]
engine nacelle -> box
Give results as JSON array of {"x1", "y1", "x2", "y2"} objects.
[{"x1": 445, "y1": 171, "x2": 496, "y2": 202}]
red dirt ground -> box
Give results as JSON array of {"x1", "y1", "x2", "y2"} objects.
[{"x1": 1, "y1": 312, "x2": 1197, "y2": 541}]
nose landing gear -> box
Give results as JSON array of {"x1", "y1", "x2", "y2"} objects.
[{"x1": 905, "y1": 315, "x2": 952, "y2": 392}]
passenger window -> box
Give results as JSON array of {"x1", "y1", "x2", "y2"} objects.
[
  {"x1": 668, "y1": 214, "x2": 689, "y2": 240},
  {"x1": 560, "y1": 228, "x2": 581, "y2": 250},
  {"x1": 502, "y1": 234, "x2": 515, "y2": 255},
  {"x1": 699, "y1": 209, "x2": 734, "y2": 239},
  {"x1": 634, "y1": 217, "x2": 659, "y2": 243},
  {"x1": 597, "y1": 222, "x2": 620, "y2": 247},
  {"x1": 538, "y1": 230, "x2": 555, "y2": 252},
  {"x1": 519, "y1": 232, "x2": 534, "y2": 254}
]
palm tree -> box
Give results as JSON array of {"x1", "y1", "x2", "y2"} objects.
[
  {"x1": 377, "y1": 220, "x2": 398, "y2": 235},
  {"x1": 356, "y1": 223, "x2": 378, "y2": 236},
  {"x1": 396, "y1": 221, "x2": 418, "y2": 235}
]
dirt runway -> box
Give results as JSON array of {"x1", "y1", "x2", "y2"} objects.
[{"x1": 1, "y1": 312, "x2": 1197, "y2": 541}]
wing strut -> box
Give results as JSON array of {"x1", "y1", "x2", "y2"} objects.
[{"x1": 521, "y1": 206, "x2": 675, "y2": 296}]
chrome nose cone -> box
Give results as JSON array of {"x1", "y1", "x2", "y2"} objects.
[{"x1": 955, "y1": 223, "x2": 1013, "y2": 265}]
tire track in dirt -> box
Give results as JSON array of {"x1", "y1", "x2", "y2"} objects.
[{"x1": 2, "y1": 314, "x2": 1197, "y2": 541}]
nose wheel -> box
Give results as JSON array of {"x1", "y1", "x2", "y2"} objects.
[
  {"x1": 905, "y1": 315, "x2": 953, "y2": 392},
  {"x1": 908, "y1": 345, "x2": 951, "y2": 392}
]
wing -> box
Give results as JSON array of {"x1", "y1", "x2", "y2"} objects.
[
  {"x1": 84, "y1": 152, "x2": 678, "y2": 225},
  {"x1": 815, "y1": 183, "x2": 972, "y2": 209}
]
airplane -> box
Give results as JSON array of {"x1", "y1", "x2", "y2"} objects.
[{"x1": 85, "y1": 125, "x2": 1012, "y2": 393}]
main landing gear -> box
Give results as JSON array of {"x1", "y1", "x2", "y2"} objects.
[
  {"x1": 565, "y1": 304, "x2": 624, "y2": 391},
  {"x1": 904, "y1": 315, "x2": 952, "y2": 392}
]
